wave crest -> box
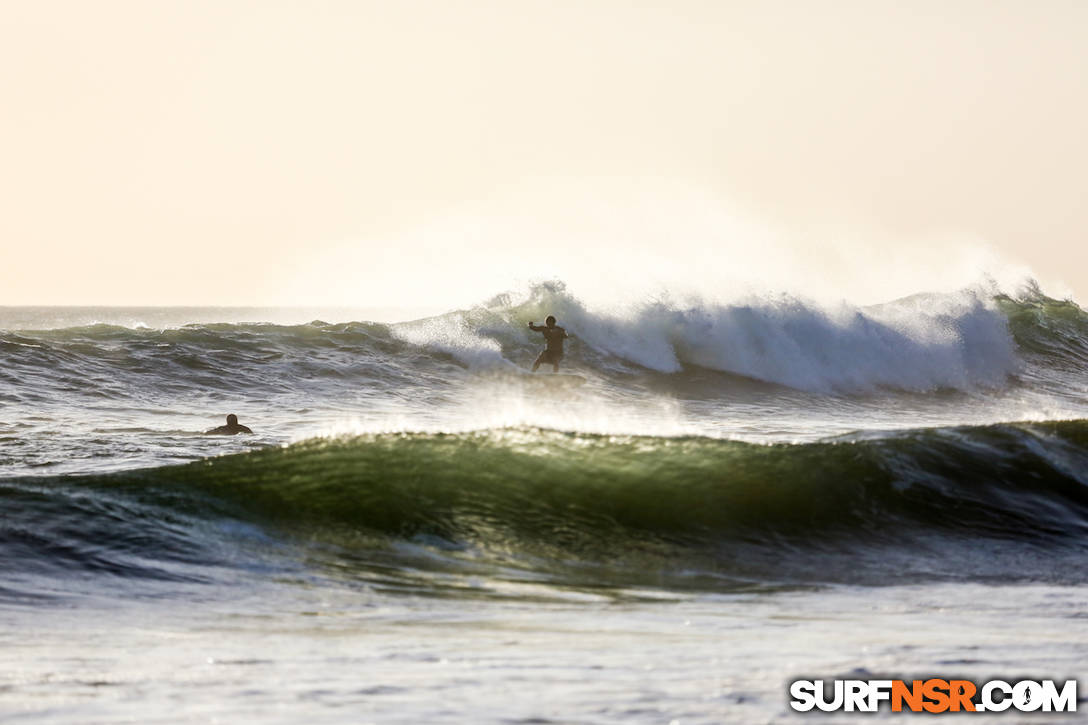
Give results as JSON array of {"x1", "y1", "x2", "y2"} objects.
[
  {"x1": 4, "y1": 421, "x2": 1087, "y2": 591},
  {"x1": 403, "y1": 281, "x2": 1026, "y2": 393},
  {"x1": 3, "y1": 280, "x2": 1085, "y2": 398}
]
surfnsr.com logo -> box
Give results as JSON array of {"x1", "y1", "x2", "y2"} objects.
[{"x1": 789, "y1": 679, "x2": 1078, "y2": 713}]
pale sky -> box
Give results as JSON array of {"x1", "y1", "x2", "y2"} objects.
[{"x1": 2, "y1": 0, "x2": 1086, "y2": 307}]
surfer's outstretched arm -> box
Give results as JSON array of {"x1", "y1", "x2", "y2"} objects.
[{"x1": 528, "y1": 322, "x2": 544, "y2": 332}]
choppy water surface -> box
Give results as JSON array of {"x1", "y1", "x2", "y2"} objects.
[{"x1": 2, "y1": 282, "x2": 1087, "y2": 722}]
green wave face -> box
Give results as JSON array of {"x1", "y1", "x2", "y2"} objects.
[
  {"x1": 3, "y1": 287, "x2": 1087, "y2": 598},
  {"x1": 1000, "y1": 292, "x2": 1088, "y2": 370},
  {"x1": 24, "y1": 420, "x2": 1079, "y2": 592}
]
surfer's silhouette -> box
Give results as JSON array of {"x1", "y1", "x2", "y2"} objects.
[
  {"x1": 529, "y1": 316, "x2": 568, "y2": 373},
  {"x1": 205, "y1": 414, "x2": 253, "y2": 435}
]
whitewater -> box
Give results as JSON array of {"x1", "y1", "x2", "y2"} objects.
[{"x1": 2, "y1": 280, "x2": 1087, "y2": 723}]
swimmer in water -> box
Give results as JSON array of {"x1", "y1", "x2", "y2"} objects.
[{"x1": 205, "y1": 414, "x2": 253, "y2": 435}]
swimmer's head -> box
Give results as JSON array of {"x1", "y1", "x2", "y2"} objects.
[
  {"x1": 545, "y1": 315, "x2": 556, "y2": 327},
  {"x1": 227, "y1": 414, "x2": 238, "y2": 426}
]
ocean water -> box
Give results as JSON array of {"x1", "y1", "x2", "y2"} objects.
[{"x1": 1, "y1": 281, "x2": 1087, "y2": 723}]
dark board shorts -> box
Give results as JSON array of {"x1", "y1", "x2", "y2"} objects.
[{"x1": 537, "y1": 349, "x2": 563, "y2": 365}]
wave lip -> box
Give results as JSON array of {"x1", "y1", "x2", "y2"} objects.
[
  {"x1": 3, "y1": 281, "x2": 1086, "y2": 399},
  {"x1": 393, "y1": 281, "x2": 1048, "y2": 394},
  {"x1": 148, "y1": 420, "x2": 1088, "y2": 546}
]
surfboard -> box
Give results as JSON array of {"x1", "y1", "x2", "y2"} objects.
[
  {"x1": 521, "y1": 373, "x2": 586, "y2": 387},
  {"x1": 473, "y1": 369, "x2": 588, "y2": 389}
]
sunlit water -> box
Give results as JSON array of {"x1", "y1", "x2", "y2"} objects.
[{"x1": 2, "y1": 290, "x2": 1087, "y2": 722}]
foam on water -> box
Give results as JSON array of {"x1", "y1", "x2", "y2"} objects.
[
  {"x1": 395, "y1": 280, "x2": 1024, "y2": 393},
  {"x1": 2, "y1": 281, "x2": 1088, "y2": 725}
]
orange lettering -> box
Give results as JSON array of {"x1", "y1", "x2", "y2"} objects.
[
  {"x1": 922, "y1": 679, "x2": 951, "y2": 713},
  {"x1": 949, "y1": 680, "x2": 977, "y2": 712},
  {"x1": 892, "y1": 680, "x2": 924, "y2": 712}
]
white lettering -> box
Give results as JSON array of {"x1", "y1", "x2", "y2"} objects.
[
  {"x1": 867, "y1": 680, "x2": 893, "y2": 711},
  {"x1": 845, "y1": 680, "x2": 868, "y2": 712},
  {"x1": 789, "y1": 680, "x2": 817, "y2": 712},
  {"x1": 1014, "y1": 680, "x2": 1043, "y2": 712},
  {"x1": 982, "y1": 680, "x2": 1012, "y2": 712},
  {"x1": 815, "y1": 680, "x2": 844, "y2": 712}
]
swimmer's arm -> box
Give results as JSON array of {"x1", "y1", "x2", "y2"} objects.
[{"x1": 238, "y1": 425, "x2": 253, "y2": 434}]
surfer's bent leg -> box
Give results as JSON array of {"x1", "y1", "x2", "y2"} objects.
[{"x1": 532, "y1": 351, "x2": 546, "y2": 372}]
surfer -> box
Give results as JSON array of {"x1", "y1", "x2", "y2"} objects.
[
  {"x1": 528, "y1": 316, "x2": 568, "y2": 373},
  {"x1": 205, "y1": 414, "x2": 253, "y2": 435}
]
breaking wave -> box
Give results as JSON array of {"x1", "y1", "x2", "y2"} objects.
[
  {"x1": 3, "y1": 281, "x2": 1084, "y2": 398},
  {"x1": 3, "y1": 420, "x2": 1087, "y2": 594}
]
